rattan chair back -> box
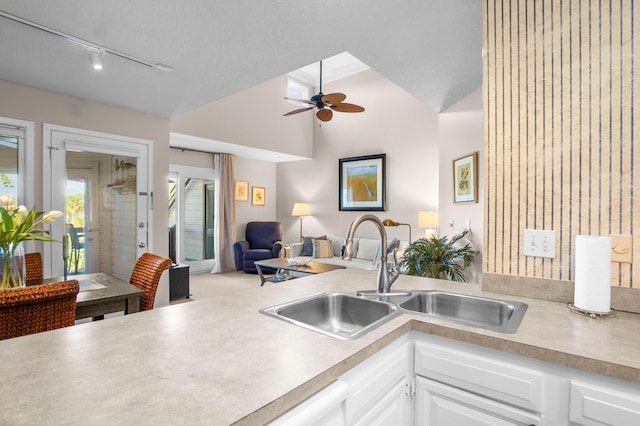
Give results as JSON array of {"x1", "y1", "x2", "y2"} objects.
[
  {"x1": 25, "y1": 252, "x2": 44, "y2": 281},
  {"x1": 0, "y1": 280, "x2": 80, "y2": 340},
  {"x1": 130, "y1": 253, "x2": 172, "y2": 311}
]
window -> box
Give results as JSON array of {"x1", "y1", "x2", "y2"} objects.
[
  {"x1": 0, "y1": 131, "x2": 19, "y2": 204},
  {"x1": 0, "y1": 117, "x2": 34, "y2": 210},
  {"x1": 287, "y1": 76, "x2": 310, "y2": 106}
]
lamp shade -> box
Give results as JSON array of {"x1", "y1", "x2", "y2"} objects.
[
  {"x1": 291, "y1": 202, "x2": 310, "y2": 217},
  {"x1": 418, "y1": 211, "x2": 438, "y2": 229}
]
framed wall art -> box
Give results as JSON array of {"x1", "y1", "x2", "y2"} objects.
[
  {"x1": 251, "y1": 186, "x2": 266, "y2": 206},
  {"x1": 339, "y1": 154, "x2": 386, "y2": 211},
  {"x1": 452, "y1": 152, "x2": 478, "y2": 204},
  {"x1": 235, "y1": 180, "x2": 249, "y2": 201}
]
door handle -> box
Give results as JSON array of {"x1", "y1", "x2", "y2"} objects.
[{"x1": 138, "y1": 242, "x2": 146, "y2": 248}]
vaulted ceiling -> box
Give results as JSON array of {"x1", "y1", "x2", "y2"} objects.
[{"x1": 0, "y1": 1, "x2": 482, "y2": 118}]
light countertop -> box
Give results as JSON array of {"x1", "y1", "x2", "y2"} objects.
[{"x1": 1, "y1": 269, "x2": 639, "y2": 425}]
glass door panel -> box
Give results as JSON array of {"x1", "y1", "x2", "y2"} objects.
[
  {"x1": 168, "y1": 165, "x2": 216, "y2": 273},
  {"x1": 184, "y1": 178, "x2": 215, "y2": 263},
  {"x1": 0, "y1": 132, "x2": 19, "y2": 205}
]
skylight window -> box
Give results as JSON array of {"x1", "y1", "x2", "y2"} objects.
[{"x1": 286, "y1": 76, "x2": 310, "y2": 106}]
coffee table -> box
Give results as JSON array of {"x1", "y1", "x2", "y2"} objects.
[{"x1": 253, "y1": 258, "x2": 346, "y2": 286}]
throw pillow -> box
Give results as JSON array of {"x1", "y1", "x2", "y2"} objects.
[
  {"x1": 356, "y1": 239, "x2": 381, "y2": 261},
  {"x1": 302, "y1": 235, "x2": 327, "y2": 256},
  {"x1": 313, "y1": 239, "x2": 333, "y2": 258}
]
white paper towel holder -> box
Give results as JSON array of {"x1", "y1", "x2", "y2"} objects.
[{"x1": 567, "y1": 303, "x2": 616, "y2": 319}]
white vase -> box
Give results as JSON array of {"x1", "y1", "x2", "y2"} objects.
[{"x1": 0, "y1": 242, "x2": 26, "y2": 289}]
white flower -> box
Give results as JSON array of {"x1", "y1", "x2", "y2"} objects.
[
  {"x1": 13, "y1": 205, "x2": 29, "y2": 225},
  {"x1": 0, "y1": 195, "x2": 14, "y2": 207},
  {"x1": 42, "y1": 210, "x2": 63, "y2": 224}
]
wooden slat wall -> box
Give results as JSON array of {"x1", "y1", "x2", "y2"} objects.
[{"x1": 483, "y1": 0, "x2": 639, "y2": 287}]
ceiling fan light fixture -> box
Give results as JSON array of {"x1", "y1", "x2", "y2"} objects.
[
  {"x1": 89, "y1": 50, "x2": 103, "y2": 71},
  {"x1": 283, "y1": 59, "x2": 364, "y2": 122}
]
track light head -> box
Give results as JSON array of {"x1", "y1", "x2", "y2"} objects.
[{"x1": 89, "y1": 50, "x2": 103, "y2": 70}]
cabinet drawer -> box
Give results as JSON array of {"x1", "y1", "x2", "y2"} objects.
[
  {"x1": 569, "y1": 380, "x2": 640, "y2": 426},
  {"x1": 416, "y1": 376, "x2": 541, "y2": 425},
  {"x1": 415, "y1": 340, "x2": 543, "y2": 412}
]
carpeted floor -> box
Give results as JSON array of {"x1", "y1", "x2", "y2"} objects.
[{"x1": 169, "y1": 270, "x2": 274, "y2": 305}]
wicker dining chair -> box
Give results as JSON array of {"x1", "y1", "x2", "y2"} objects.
[
  {"x1": 0, "y1": 280, "x2": 80, "y2": 340},
  {"x1": 25, "y1": 252, "x2": 44, "y2": 282},
  {"x1": 130, "y1": 253, "x2": 172, "y2": 311}
]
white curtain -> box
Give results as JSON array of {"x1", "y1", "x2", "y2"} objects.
[{"x1": 211, "y1": 153, "x2": 237, "y2": 273}]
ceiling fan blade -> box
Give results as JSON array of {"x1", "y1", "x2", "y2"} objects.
[
  {"x1": 283, "y1": 97, "x2": 315, "y2": 105},
  {"x1": 321, "y1": 93, "x2": 346, "y2": 105},
  {"x1": 331, "y1": 103, "x2": 365, "y2": 113},
  {"x1": 283, "y1": 106, "x2": 314, "y2": 116},
  {"x1": 316, "y1": 109, "x2": 333, "y2": 122}
]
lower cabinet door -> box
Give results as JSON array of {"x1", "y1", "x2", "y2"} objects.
[
  {"x1": 415, "y1": 376, "x2": 541, "y2": 426},
  {"x1": 569, "y1": 380, "x2": 640, "y2": 426},
  {"x1": 269, "y1": 380, "x2": 348, "y2": 426},
  {"x1": 353, "y1": 378, "x2": 412, "y2": 426}
]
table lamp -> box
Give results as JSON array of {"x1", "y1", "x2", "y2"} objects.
[
  {"x1": 418, "y1": 211, "x2": 438, "y2": 238},
  {"x1": 291, "y1": 202, "x2": 310, "y2": 242}
]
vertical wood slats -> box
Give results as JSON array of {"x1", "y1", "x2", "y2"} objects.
[{"x1": 483, "y1": 0, "x2": 639, "y2": 287}]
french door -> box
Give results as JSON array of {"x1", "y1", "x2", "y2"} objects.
[
  {"x1": 43, "y1": 124, "x2": 152, "y2": 280},
  {"x1": 169, "y1": 164, "x2": 217, "y2": 273}
]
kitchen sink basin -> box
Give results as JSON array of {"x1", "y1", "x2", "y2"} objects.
[
  {"x1": 400, "y1": 291, "x2": 527, "y2": 333},
  {"x1": 260, "y1": 293, "x2": 400, "y2": 340}
]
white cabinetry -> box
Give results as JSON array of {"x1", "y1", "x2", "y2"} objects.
[
  {"x1": 272, "y1": 331, "x2": 640, "y2": 426},
  {"x1": 416, "y1": 376, "x2": 540, "y2": 425},
  {"x1": 569, "y1": 380, "x2": 640, "y2": 426},
  {"x1": 269, "y1": 380, "x2": 348, "y2": 426},
  {"x1": 340, "y1": 334, "x2": 413, "y2": 425},
  {"x1": 413, "y1": 334, "x2": 543, "y2": 425}
]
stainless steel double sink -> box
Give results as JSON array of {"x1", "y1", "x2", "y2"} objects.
[{"x1": 260, "y1": 290, "x2": 528, "y2": 340}]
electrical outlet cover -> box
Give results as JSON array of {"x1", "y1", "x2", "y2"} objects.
[{"x1": 523, "y1": 229, "x2": 556, "y2": 258}]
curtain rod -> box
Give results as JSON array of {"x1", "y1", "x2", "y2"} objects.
[{"x1": 171, "y1": 147, "x2": 236, "y2": 156}]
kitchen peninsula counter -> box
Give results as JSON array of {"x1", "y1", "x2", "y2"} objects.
[{"x1": 1, "y1": 269, "x2": 639, "y2": 425}]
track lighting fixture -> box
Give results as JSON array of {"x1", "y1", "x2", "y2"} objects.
[
  {"x1": 0, "y1": 10, "x2": 174, "y2": 73},
  {"x1": 89, "y1": 50, "x2": 103, "y2": 70}
]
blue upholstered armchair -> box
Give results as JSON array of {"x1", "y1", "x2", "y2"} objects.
[{"x1": 233, "y1": 221, "x2": 283, "y2": 274}]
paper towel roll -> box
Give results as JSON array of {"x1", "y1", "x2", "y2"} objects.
[{"x1": 574, "y1": 235, "x2": 612, "y2": 313}]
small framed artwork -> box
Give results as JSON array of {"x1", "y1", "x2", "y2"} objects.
[
  {"x1": 252, "y1": 186, "x2": 266, "y2": 206},
  {"x1": 339, "y1": 154, "x2": 386, "y2": 211},
  {"x1": 452, "y1": 152, "x2": 478, "y2": 204},
  {"x1": 235, "y1": 180, "x2": 249, "y2": 201}
]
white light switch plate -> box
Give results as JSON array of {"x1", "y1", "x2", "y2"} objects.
[{"x1": 523, "y1": 229, "x2": 556, "y2": 258}]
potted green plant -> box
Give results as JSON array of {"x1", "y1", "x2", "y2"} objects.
[{"x1": 399, "y1": 229, "x2": 475, "y2": 282}]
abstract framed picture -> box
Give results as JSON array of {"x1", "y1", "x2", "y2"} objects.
[
  {"x1": 235, "y1": 180, "x2": 249, "y2": 201},
  {"x1": 339, "y1": 154, "x2": 386, "y2": 211},
  {"x1": 452, "y1": 152, "x2": 478, "y2": 204},
  {"x1": 251, "y1": 186, "x2": 266, "y2": 206}
]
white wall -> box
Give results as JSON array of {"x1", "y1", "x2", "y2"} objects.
[
  {"x1": 171, "y1": 75, "x2": 313, "y2": 159},
  {"x1": 438, "y1": 88, "x2": 484, "y2": 283},
  {"x1": 235, "y1": 157, "x2": 277, "y2": 240},
  {"x1": 277, "y1": 69, "x2": 439, "y2": 245}
]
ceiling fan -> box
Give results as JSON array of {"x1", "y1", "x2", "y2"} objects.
[{"x1": 283, "y1": 60, "x2": 365, "y2": 122}]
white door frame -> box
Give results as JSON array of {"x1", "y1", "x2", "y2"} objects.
[
  {"x1": 43, "y1": 124, "x2": 154, "y2": 277},
  {"x1": 169, "y1": 164, "x2": 217, "y2": 272}
]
